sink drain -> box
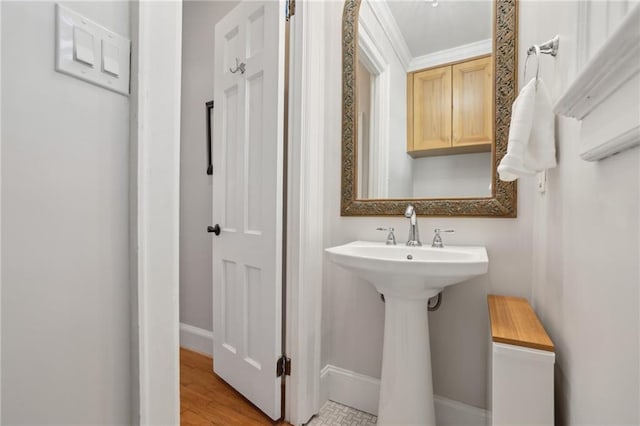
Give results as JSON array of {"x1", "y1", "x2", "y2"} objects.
[{"x1": 406, "y1": 254, "x2": 413, "y2": 260}]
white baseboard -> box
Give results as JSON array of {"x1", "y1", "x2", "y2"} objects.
[
  {"x1": 179, "y1": 323, "x2": 213, "y2": 357},
  {"x1": 320, "y1": 365, "x2": 381, "y2": 416},
  {"x1": 434, "y1": 395, "x2": 489, "y2": 426},
  {"x1": 320, "y1": 364, "x2": 489, "y2": 426},
  {"x1": 320, "y1": 365, "x2": 331, "y2": 408}
]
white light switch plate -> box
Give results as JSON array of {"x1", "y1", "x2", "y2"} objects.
[{"x1": 55, "y1": 4, "x2": 130, "y2": 96}]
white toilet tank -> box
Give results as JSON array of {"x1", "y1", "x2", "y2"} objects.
[{"x1": 488, "y1": 295, "x2": 555, "y2": 426}]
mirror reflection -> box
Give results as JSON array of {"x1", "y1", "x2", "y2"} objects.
[{"x1": 356, "y1": 0, "x2": 494, "y2": 200}]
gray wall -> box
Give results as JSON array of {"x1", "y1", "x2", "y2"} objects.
[
  {"x1": 180, "y1": 0, "x2": 238, "y2": 332},
  {"x1": 1, "y1": 2, "x2": 131, "y2": 423}
]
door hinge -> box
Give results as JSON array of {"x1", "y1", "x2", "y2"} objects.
[
  {"x1": 286, "y1": 0, "x2": 296, "y2": 21},
  {"x1": 276, "y1": 355, "x2": 291, "y2": 377}
]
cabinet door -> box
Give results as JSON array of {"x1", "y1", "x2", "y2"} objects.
[
  {"x1": 452, "y1": 56, "x2": 493, "y2": 147},
  {"x1": 410, "y1": 66, "x2": 452, "y2": 152}
]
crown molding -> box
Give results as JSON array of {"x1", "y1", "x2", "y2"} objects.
[{"x1": 408, "y1": 38, "x2": 492, "y2": 72}]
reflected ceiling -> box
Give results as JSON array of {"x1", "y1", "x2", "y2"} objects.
[{"x1": 386, "y1": 0, "x2": 492, "y2": 57}]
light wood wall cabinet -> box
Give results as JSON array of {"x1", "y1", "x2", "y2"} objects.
[{"x1": 407, "y1": 55, "x2": 493, "y2": 158}]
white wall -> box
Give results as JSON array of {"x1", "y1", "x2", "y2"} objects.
[
  {"x1": 523, "y1": 1, "x2": 640, "y2": 424},
  {"x1": 321, "y1": 0, "x2": 535, "y2": 409},
  {"x1": 180, "y1": 0, "x2": 238, "y2": 333},
  {"x1": 412, "y1": 152, "x2": 492, "y2": 198},
  {"x1": 1, "y1": 2, "x2": 131, "y2": 423}
]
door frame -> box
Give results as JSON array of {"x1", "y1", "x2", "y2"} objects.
[
  {"x1": 0, "y1": 2, "x2": 3, "y2": 419},
  {"x1": 358, "y1": 23, "x2": 390, "y2": 199},
  {"x1": 285, "y1": 1, "x2": 325, "y2": 424},
  {"x1": 132, "y1": 1, "x2": 323, "y2": 425},
  {"x1": 130, "y1": 1, "x2": 183, "y2": 424}
]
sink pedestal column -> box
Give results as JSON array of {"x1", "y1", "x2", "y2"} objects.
[{"x1": 378, "y1": 295, "x2": 436, "y2": 426}]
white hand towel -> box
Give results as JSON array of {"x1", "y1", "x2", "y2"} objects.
[{"x1": 498, "y1": 78, "x2": 556, "y2": 182}]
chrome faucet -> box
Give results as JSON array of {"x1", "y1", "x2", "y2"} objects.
[
  {"x1": 432, "y1": 228, "x2": 454, "y2": 248},
  {"x1": 404, "y1": 204, "x2": 422, "y2": 246},
  {"x1": 376, "y1": 227, "x2": 397, "y2": 245}
]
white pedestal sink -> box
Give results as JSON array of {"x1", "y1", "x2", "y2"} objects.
[{"x1": 325, "y1": 241, "x2": 488, "y2": 426}]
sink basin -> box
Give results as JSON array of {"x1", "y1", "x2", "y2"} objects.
[
  {"x1": 325, "y1": 241, "x2": 488, "y2": 299},
  {"x1": 325, "y1": 241, "x2": 488, "y2": 425}
]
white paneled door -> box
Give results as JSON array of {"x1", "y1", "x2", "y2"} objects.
[{"x1": 212, "y1": 0, "x2": 285, "y2": 420}]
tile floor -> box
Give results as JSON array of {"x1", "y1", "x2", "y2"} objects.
[{"x1": 307, "y1": 401, "x2": 377, "y2": 426}]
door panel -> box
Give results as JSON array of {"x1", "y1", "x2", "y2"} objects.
[
  {"x1": 452, "y1": 55, "x2": 493, "y2": 146},
  {"x1": 212, "y1": 0, "x2": 285, "y2": 420},
  {"x1": 412, "y1": 66, "x2": 452, "y2": 151},
  {"x1": 246, "y1": 71, "x2": 265, "y2": 234}
]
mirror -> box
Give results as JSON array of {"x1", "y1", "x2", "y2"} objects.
[{"x1": 342, "y1": 0, "x2": 517, "y2": 217}]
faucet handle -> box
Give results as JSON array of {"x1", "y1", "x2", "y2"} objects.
[
  {"x1": 434, "y1": 228, "x2": 454, "y2": 234},
  {"x1": 376, "y1": 227, "x2": 397, "y2": 245},
  {"x1": 432, "y1": 228, "x2": 454, "y2": 248}
]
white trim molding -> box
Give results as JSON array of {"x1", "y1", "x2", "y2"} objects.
[
  {"x1": 357, "y1": 13, "x2": 387, "y2": 75},
  {"x1": 357, "y1": 23, "x2": 390, "y2": 199},
  {"x1": 408, "y1": 39, "x2": 492, "y2": 72},
  {"x1": 180, "y1": 323, "x2": 214, "y2": 357},
  {"x1": 130, "y1": 1, "x2": 182, "y2": 424},
  {"x1": 285, "y1": 1, "x2": 325, "y2": 424},
  {"x1": 366, "y1": 0, "x2": 411, "y2": 70},
  {"x1": 320, "y1": 365, "x2": 489, "y2": 426},
  {"x1": 555, "y1": 4, "x2": 640, "y2": 161},
  {"x1": 575, "y1": 0, "x2": 591, "y2": 68},
  {"x1": 320, "y1": 365, "x2": 381, "y2": 416},
  {"x1": 0, "y1": 2, "x2": 3, "y2": 419}
]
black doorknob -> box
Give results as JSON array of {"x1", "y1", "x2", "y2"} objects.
[{"x1": 207, "y1": 224, "x2": 221, "y2": 236}]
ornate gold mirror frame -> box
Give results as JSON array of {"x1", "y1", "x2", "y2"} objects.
[{"x1": 341, "y1": 0, "x2": 518, "y2": 217}]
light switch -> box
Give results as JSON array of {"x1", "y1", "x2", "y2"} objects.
[
  {"x1": 102, "y1": 40, "x2": 120, "y2": 77},
  {"x1": 73, "y1": 26, "x2": 95, "y2": 66},
  {"x1": 56, "y1": 4, "x2": 130, "y2": 96}
]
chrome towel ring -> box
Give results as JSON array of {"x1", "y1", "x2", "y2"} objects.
[{"x1": 524, "y1": 35, "x2": 560, "y2": 84}]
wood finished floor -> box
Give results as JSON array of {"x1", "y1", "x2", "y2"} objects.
[{"x1": 180, "y1": 348, "x2": 291, "y2": 425}]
